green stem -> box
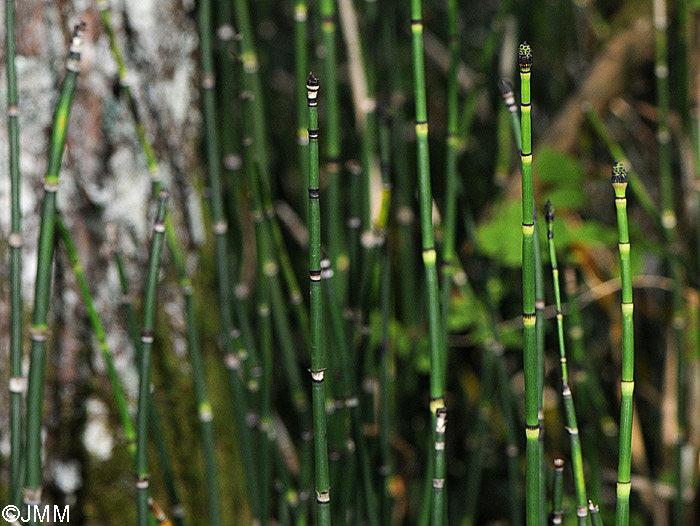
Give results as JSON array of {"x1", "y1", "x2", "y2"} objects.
[
  {"x1": 518, "y1": 41, "x2": 540, "y2": 526},
  {"x1": 24, "y1": 24, "x2": 85, "y2": 507},
  {"x1": 6, "y1": 0, "x2": 22, "y2": 505},
  {"x1": 56, "y1": 216, "x2": 136, "y2": 457},
  {"x1": 611, "y1": 162, "x2": 634, "y2": 526},
  {"x1": 198, "y1": 0, "x2": 260, "y2": 517},
  {"x1": 545, "y1": 201, "x2": 589, "y2": 526},
  {"x1": 409, "y1": 3, "x2": 446, "y2": 523},
  {"x1": 589, "y1": 501, "x2": 605, "y2": 526},
  {"x1": 551, "y1": 459, "x2": 563, "y2": 526},
  {"x1": 307, "y1": 73, "x2": 332, "y2": 526},
  {"x1": 440, "y1": 0, "x2": 458, "y2": 388},
  {"x1": 136, "y1": 191, "x2": 169, "y2": 526}
]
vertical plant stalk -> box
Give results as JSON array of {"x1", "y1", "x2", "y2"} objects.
[
  {"x1": 112, "y1": 248, "x2": 184, "y2": 526},
  {"x1": 589, "y1": 502, "x2": 604, "y2": 526},
  {"x1": 533, "y1": 213, "x2": 546, "y2": 526},
  {"x1": 564, "y1": 268, "x2": 608, "y2": 503},
  {"x1": 136, "y1": 190, "x2": 169, "y2": 526},
  {"x1": 97, "y1": 3, "x2": 220, "y2": 521},
  {"x1": 6, "y1": 0, "x2": 23, "y2": 505},
  {"x1": 24, "y1": 23, "x2": 85, "y2": 507},
  {"x1": 611, "y1": 162, "x2": 635, "y2": 526},
  {"x1": 198, "y1": 0, "x2": 260, "y2": 518},
  {"x1": 518, "y1": 41, "x2": 539, "y2": 526},
  {"x1": 306, "y1": 73, "x2": 332, "y2": 526},
  {"x1": 319, "y1": 0, "x2": 347, "y2": 296},
  {"x1": 168, "y1": 231, "x2": 222, "y2": 526},
  {"x1": 545, "y1": 201, "x2": 589, "y2": 526},
  {"x1": 439, "y1": 0, "x2": 458, "y2": 382},
  {"x1": 653, "y1": 1, "x2": 686, "y2": 522},
  {"x1": 295, "y1": 0, "x2": 309, "y2": 225},
  {"x1": 408, "y1": 3, "x2": 446, "y2": 523},
  {"x1": 551, "y1": 459, "x2": 563, "y2": 526},
  {"x1": 233, "y1": 0, "x2": 310, "y2": 354},
  {"x1": 56, "y1": 217, "x2": 136, "y2": 456}
]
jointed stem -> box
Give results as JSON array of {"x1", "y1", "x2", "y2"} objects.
[
  {"x1": 551, "y1": 459, "x2": 563, "y2": 526},
  {"x1": 136, "y1": 191, "x2": 169, "y2": 526},
  {"x1": 24, "y1": 24, "x2": 85, "y2": 508},
  {"x1": 408, "y1": 1, "x2": 446, "y2": 522},
  {"x1": 6, "y1": 0, "x2": 23, "y2": 505},
  {"x1": 611, "y1": 162, "x2": 635, "y2": 526},
  {"x1": 545, "y1": 201, "x2": 589, "y2": 525},
  {"x1": 307, "y1": 73, "x2": 332, "y2": 526},
  {"x1": 518, "y1": 41, "x2": 540, "y2": 526}
]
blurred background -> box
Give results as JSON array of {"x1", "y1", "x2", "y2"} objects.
[{"x1": 1, "y1": 0, "x2": 699, "y2": 524}]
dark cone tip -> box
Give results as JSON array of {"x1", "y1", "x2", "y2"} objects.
[
  {"x1": 544, "y1": 200, "x2": 554, "y2": 223},
  {"x1": 518, "y1": 42, "x2": 533, "y2": 70},
  {"x1": 306, "y1": 72, "x2": 319, "y2": 90},
  {"x1": 554, "y1": 458, "x2": 564, "y2": 468},
  {"x1": 497, "y1": 79, "x2": 513, "y2": 95},
  {"x1": 611, "y1": 161, "x2": 628, "y2": 184}
]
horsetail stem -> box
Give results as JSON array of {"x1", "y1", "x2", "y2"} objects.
[
  {"x1": 498, "y1": 79, "x2": 522, "y2": 150},
  {"x1": 320, "y1": 253, "x2": 380, "y2": 526},
  {"x1": 136, "y1": 190, "x2": 169, "y2": 526},
  {"x1": 56, "y1": 216, "x2": 136, "y2": 456},
  {"x1": 175, "y1": 246, "x2": 222, "y2": 526},
  {"x1": 611, "y1": 162, "x2": 635, "y2": 526},
  {"x1": 408, "y1": 3, "x2": 446, "y2": 522},
  {"x1": 319, "y1": 0, "x2": 347, "y2": 295},
  {"x1": 440, "y1": 0, "x2": 458, "y2": 385},
  {"x1": 6, "y1": 0, "x2": 23, "y2": 503},
  {"x1": 24, "y1": 23, "x2": 85, "y2": 507},
  {"x1": 551, "y1": 459, "x2": 564, "y2": 526},
  {"x1": 98, "y1": 1, "x2": 222, "y2": 520},
  {"x1": 589, "y1": 501, "x2": 605, "y2": 526},
  {"x1": 653, "y1": 2, "x2": 687, "y2": 521},
  {"x1": 307, "y1": 73, "x2": 332, "y2": 526},
  {"x1": 564, "y1": 268, "x2": 609, "y2": 504},
  {"x1": 295, "y1": 0, "x2": 309, "y2": 225},
  {"x1": 545, "y1": 201, "x2": 589, "y2": 526},
  {"x1": 198, "y1": 0, "x2": 260, "y2": 517},
  {"x1": 95, "y1": 0, "x2": 159, "y2": 184},
  {"x1": 112, "y1": 245, "x2": 186, "y2": 526},
  {"x1": 534, "y1": 210, "x2": 546, "y2": 526},
  {"x1": 519, "y1": 40, "x2": 540, "y2": 526}
]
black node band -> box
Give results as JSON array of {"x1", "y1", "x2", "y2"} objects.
[
  {"x1": 415, "y1": 119, "x2": 428, "y2": 125},
  {"x1": 308, "y1": 128, "x2": 319, "y2": 139},
  {"x1": 308, "y1": 188, "x2": 320, "y2": 199},
  {"x1": 410, "y1": 18, "x2": 423, "y2": 25}
]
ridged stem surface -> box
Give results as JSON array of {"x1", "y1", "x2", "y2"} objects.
[
  {"x1": 306, "y1": 74, "x2": 331, "y2": 526},
  {"x1": 545, "y1": 202, "x2": 588, "y2": 525},
  {"x1": 6, "y1": 0, "x2": 22, "y2": 505},
  {"x1": 136, "y1": 192, "x2": 169, "y2": 526},
  {"x1": 612, "y1": 163, "x2": 634, "y2": 526},
  {"x1": 24, "y1": 26, "x2": 84, "y2": 506},
  {"x1": 518, "y1": 42, "x2": 539, "y2": 526},
  {"x1": 408, "y1": 1, "x2": 446, "y2": 522}
]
